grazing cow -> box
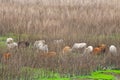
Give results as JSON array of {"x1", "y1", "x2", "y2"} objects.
[
  {"x1": 93, "y1": 47, "x2": 102, "y2": 55},
  {"x1": 34, "y1": 40, "x2": 46, "y2": 48},
  {"x1": 109, "y1": 45, "x2": 117, "y2": 56},
  {"x1": 3, "y1": 52, "x2": 11, "y2": 60},
  {"x1": 53, "y1": 39, "x2": 64, "y2": 44},
  {"x1": 53, "y1": 39, "x2": 64, "y2": 52},
  {"x1": 72, "y1": 43, "x2": 87, "y2": 49},
  {"x1": 83, "y1": 46, "x2": 93, "y2": 54},
  {"x1": 6, "y1": 38, "x2": 18, "y2": 49},
  {"x1": 38, "y1": 44, "x2": 48, "y2": 53},
  {"x1": 72, "y1": 42, "x2": 87, "y2": 53},
  {"x1": 6, "y1": 38, "x2": 13, "y2": 44},
  {"x1": 93, "y1": 44, "x2": 107, "y2": 55},
  {"x1": 34, "y1": 40, "x2": 48, "y2": 53},
  {"x1": 41, "y1": 51, "x2": 57, "y2": 58},
  {"x1": 18, "y1": 41, "x2": 30, "y2": 48},
  {"x1": 7, "y1": 42, "x2": 18, "y2": 49},
  {"x1": 62, "y1": 46, "x2": 72, "y2": 54},
  {"x1": 46, "y1": 51, "x2": 56, "y2": 57},
  {"x1": 98, "y1": 44, "x2": 107, "y2": 53}
]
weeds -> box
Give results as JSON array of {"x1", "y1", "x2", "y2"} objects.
[{"x1": 0, "y1": 0, "x2": 120, "y2": 80}]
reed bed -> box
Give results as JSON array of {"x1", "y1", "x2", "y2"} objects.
[{"x1": 0, "y1": 0, "x2": 120, "y2": 80}]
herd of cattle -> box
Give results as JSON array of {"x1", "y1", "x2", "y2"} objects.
[{"x1": 2, "y1": 37, "x2": 118, "y2": 61}]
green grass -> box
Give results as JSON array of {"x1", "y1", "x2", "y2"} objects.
[
  {"x1": 0, "y1": 36, "x2": 8, "y2": 48},
  {"x1": 20, "y1": 67, "x2": 70, "y2": 80},
  {"x1": 88, "y1": 71, "x2": 115, "y2": 80},
  {"x1": 20, "y1": 67, "x2": 120, "y2": 80},
  {"x1": 77, "y1": 69, "x2": 120, "y2": 80}
]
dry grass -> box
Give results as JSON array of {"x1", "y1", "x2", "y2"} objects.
[{"x1": 0, "y1": 0, "x2": 120, "y2": 79}]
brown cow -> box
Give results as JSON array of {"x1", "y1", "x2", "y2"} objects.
[
  {"x1": 3, "y1": 52, "x2": 11, "y2": 60},
  {"x1": 18, "y1": 41, "x2": 30, "y2": 48},
  {"x1": 93, "y1": 47, "x2": 102, "y2": 55},
  {"x1": 62, "y1": 46, "x2": 72, "y2": 54},
  {"x1": 98, "y1": 44, "x2": 107, "y2": 53},
  {"x1": 40, "y1": 51, "x2": 57, "y2": 58}
]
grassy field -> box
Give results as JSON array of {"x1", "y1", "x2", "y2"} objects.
[
  {"x1": 0, "y1": 0, "x2": 120, "y2": 80},
  {"x1": 1, "y1": 65, "x2": 120, "y2": 80},
  {"x1": 20, "y1": 67, "x2": 120, "y2": 80}
]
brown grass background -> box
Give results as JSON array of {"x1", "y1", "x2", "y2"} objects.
[{"x1": 0, "y1": 0, "x2": 120, "y2": 79}]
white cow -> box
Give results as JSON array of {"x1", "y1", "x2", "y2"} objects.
[
  {"x1": 72, "y1": 42, "x2": 87, "y2": 49},
  {"x1": 38, "y1": 44, "x2": 48, "y2": 53},
  {"x1": 72, "y1": 42, "x2": 87, "y2": 53},
  {"x1": 7, "y1": 42, "x2": 18, "y2": 49},
  {"x1": 83, "y1": 46, "x2": 93, "y2": 54},
  {"x1": 34, "y1": 40, "x2": 45, "y2": 48},
  {"x1": 6, "y1": 38, "x2": 18, "y2": 49},
  {"x1": 109, "y1": 45, "x2": 117, "y2": 56},
  {"x1": 53, "y1": 39, "x2": 64, "y2": 44},
  {"x1": 6, "y1": 38, "x2": 14, "y2": 44},
  {"x1": 34, "y1": 40, "x2": 48, "y2": 53}
]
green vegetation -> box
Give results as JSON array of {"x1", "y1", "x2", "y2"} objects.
[
  {"x1": 73, "y1": 69, "x2": 120, "y2": 80},
  {"x1": 21, "y1": 67, "x2": 70, "y2": 80},
  {"x1": 0, "y1": 36, "x2": 8, "y2": 48},
  {"x1": 20, "y1": 67, "x2": 120, "y2": 80}
]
